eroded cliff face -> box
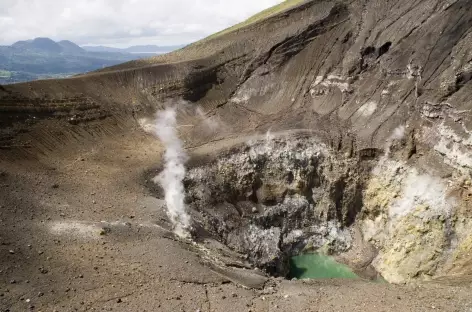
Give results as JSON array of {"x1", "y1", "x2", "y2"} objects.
[
  {"x1": 184, "y1": 134, "x2": 357, "y2": 276},
  {"x1": 2, "y1": 0, "x2": 472, "y2": 284},
  {"x1": 362, "y1": 158, "x2": 465, "y2": 283},
  {"x1": 162, "y1": 131, "x2": 471, "y2": 283},
  {"x1": 2, "y1": 1, "x2": 472, "y2": 156}
]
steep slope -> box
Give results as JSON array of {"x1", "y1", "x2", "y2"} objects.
[
  {"x1": 1, "y1": 0, "x2": 472, "y2": 310},
  {"x1": 3, "y1": 0, "x2": 471, "y2": 155},
  {"x1": 205, "y1": 0, "x2": 308, "y2": 40}
]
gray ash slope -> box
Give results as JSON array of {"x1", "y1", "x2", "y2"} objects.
[{"x1": 2, "y1": 0, "x2": 472, "y2": 158}]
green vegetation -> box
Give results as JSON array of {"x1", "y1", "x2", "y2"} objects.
[
  {"x1": 207, "y1": 0, "x2": 306, "y2": 40},
  {"x1": 0, "y1": 71, "x2": 77, "y2": 84},
  {"x1": 289, "y1": 253, "x2": 359, "y2": 279},
  {"x1": 87, "y1": 1, "x2": 308, "y2": 71},
  {"x1": 0, "y1": 70, "x2": 11, "y2": 78}
]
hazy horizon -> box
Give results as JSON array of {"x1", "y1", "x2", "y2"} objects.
[
  {"x1": 1, "y1": 38, "x2": 185, "y2": 49},
  {"x1": 0, "y1": 0, "x2": 284, "y2": 47}
]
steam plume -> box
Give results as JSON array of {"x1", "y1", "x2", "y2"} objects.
[
  {"x1": 385, "y1": 125, "x2": 405, "y2": 158},
  {"x1": 373, "y1": 125, "x2": 406, "y2": 175},
  {"x1": 153, "y1": 108, "x2": 191, "y2": 238}
]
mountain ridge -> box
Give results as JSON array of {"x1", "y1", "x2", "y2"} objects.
[
  {"x1": 82, "y1": 44, "x2": 185, "y2": 53},
  {"x1": 8, "y1": 37, "x2": 81, "y2": 54},
  {"x1": 0, "y1": 37, "x2": 183, "y2": 84}
]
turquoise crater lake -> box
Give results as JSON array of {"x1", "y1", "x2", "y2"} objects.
[{"x1": 289, "y1": 253, "x2": 359, "y2": 279}]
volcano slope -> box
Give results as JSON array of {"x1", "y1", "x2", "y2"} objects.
[{"x1": 2, "y1": 0, "x2": 472, "y2": 311}]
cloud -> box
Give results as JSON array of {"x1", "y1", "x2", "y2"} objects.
[{"x1": 0, "y1": 0, "x2": 283, "y2": 47}]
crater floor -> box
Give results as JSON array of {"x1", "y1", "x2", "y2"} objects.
[{"x1": 1, "y1": 129, "x2": 471, "y2": 311}]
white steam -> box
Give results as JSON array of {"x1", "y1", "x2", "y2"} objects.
[
  {"x1": 153, "y1": 108, "x2": 191, "y2": 238},
  {"x1": 196, "y1": 106, "x2": 219, "y2": 132},
  {"x1": 373, "y1": 125, "x2": 406, "y2": 175},
  {"x1": 264, "y1": 129, "x2": 274, "y2": 152},
  {"x1": 385, "y1": 125, "x2": 406, "y2": 158}
]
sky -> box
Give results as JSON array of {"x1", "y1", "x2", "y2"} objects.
[{"x1": 0, "y1": 0, "x2": 284, "y2": 47}]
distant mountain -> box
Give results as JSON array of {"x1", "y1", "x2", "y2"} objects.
[
  {"x1": 80, "y1": 45, "x2": 123, "y2": 53},
  {"x1": 10, "y1": 40, "x2": 33, "y2": 50},
  {"x1": 0, "y1": 37, "x2": 182, "y2": 84},
  {"x1": 11, "y1": 37, "x2": 66, "y2": 53},
  {"x1": 9, "y1": 38, "x2": 86, "y2": 54},
  {"x1": 82, "y1": 44, "x2": 185, "y2": 53},
  {"x1": 57, "y1": 40, "x2": 85, "y2": 54}
]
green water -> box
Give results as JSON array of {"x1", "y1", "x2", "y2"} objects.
[{"x1": 289, "y1": 253, "x2": 359, "y2": 279}]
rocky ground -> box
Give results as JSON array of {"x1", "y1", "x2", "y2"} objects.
[{"x1": 2, "y1": 0, "x2": 472, "y2": 310}]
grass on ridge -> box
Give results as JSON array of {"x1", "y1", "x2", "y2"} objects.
[
  {"x1": 206, "y1": 0, "x2": 307, "y2": 40},
  {"x1": 97, "y1": 0, "x2": 307, "y2": 68}
]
